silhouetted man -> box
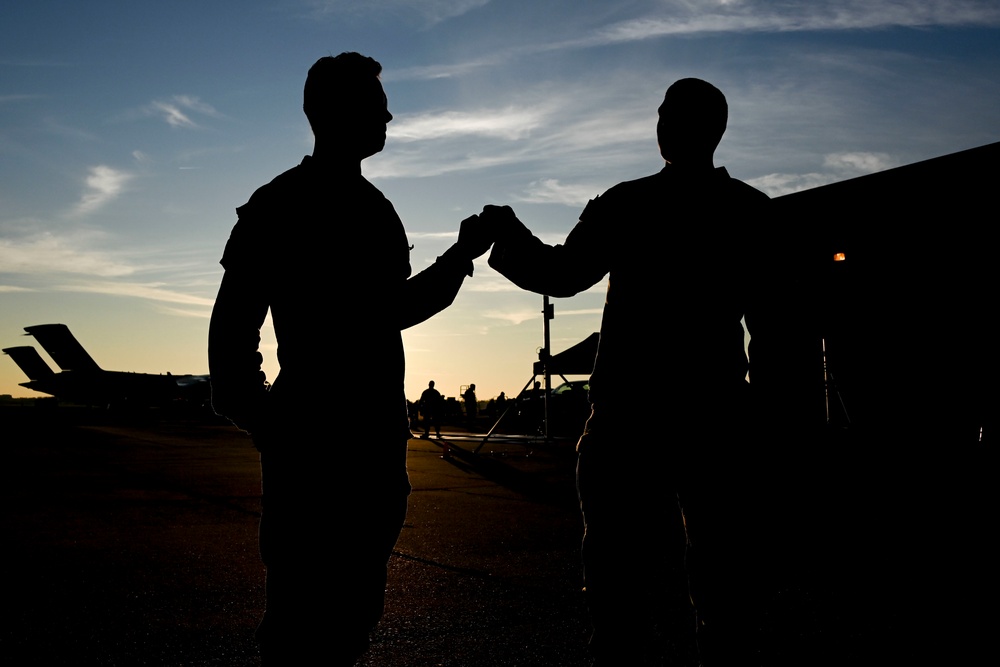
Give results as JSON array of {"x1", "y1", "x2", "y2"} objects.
[
  {"x1": 208, "y1": 52, "x2": 491, "y2": 665},
  {"x1": 419, "y1": 380, "x2": 443, "y2": 439},
  {"x1": 485, "y1": 78, "x2": 769, "y2": 665},
  {"x1": 463, "y1": 383, "x2": 477, "y2": 425}
]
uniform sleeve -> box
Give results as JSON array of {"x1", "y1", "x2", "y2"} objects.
[
  {"x1": 208, "y1": 216, "x2": 271, "y2": 434},
  {"x1": 487, "y1": 196, "x2": 612, "y2": 297}
]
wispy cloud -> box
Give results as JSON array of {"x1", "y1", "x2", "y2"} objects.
[
  {"x1": 586, "y1": 1, "x2": 1000, "y2": 45},
  {"x1": 0, "y1": 227, "x2": 221, "y2": 315},
  {"x1": 388, "y1": 57, "x2": 505, "y2": 81},
  {"x1": 482, "y1": 308, "x2": 545, "y2": 325},
  {"x1": 74, "y1": 165, "x2": 133, "y2": 214},
  {"x1": 59, "y1": 281, "x2": 215, "y2": 307},
  {"x1": 746, "y1": 172, "x2": 838, "y2": 196},
  {"x1": 369, "y1": 87, "x2": 655, "y2": 182},
  {"x1": 32, "y1": 118, "x2": 102, "y2": 144},
  {"x1": 145, "y1": 95, "x2": 220, "y2": 129},
  {"x1": 156, "y1": 305, "x2": 214, "y2": 318},
  {"x1": 393, "y1": 1, "x2": 1000, "y2": 80},
  {"x1": 823, "y1": 151, "x2": 895, "y2": 173},
  {"x1": 0, "y1": 229, "x2": 135, "y2": 277},
  {"x1": 462, "y1": 274, "x2": 524, "y2": 293},
  {"x1": 369, "y1": 148, "x2": 529, "y2": 179},
  {"x1": 390, "y1": 107, "x2": 546, "y2": 141},
  {"x1": 554, "y1": 307, "x2": 604, "y2": 317},
  {"x1": 308, "y1": 0, "x2": 490, "y2": 25},
  {"x1": 407, "y1": 230, "x2": 459, "y2": 240},
  {"x1": 515, "y1": 179, "x2": 602, "y2": 207},
  {"x1": 748, "y1": 151, "x2": 897, "y2": 196},
  {"x1": 402, "y1": 0, "x2": 491, "y2": 24},
  {"x1": 369, "y1": 104, "x2": 560, "y2": 178}
]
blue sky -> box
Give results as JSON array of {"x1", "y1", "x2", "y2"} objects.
[{"x1": 2, "y1": 0, "x2": 999, "y2": 403}]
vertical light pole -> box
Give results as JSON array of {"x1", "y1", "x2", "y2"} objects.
[
  {"x1": 542, "y1": 295, "x2": 554, "y2": 440},
  {"x1": 825, "y1": 251, "x2": 851, "y2": 428}
]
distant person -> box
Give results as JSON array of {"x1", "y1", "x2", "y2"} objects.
[
  {"x1": 419, "y1": 380, "x2": 444, "y2": 442},
  {"x1": 484, "y1": 78, "x2": 770, "y2": 665},
  {"x1": 208, "y1": 52, "x2": 492, "y2": 665},
  {"x1": 518, "y1": 380, "x2": 543, "y2": 401},
  {"x1": 516, "y1": 380, "x2": 545, "y2": 435},
  {"x1": 496, "y1": 391, "x2": 507, "y2": 414},
  {"x1": 463, "y1": 383, "x2": 478, "y2": 425}
]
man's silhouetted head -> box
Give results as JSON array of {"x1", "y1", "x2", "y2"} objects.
[
  {"x1": 657, "y1": 78, "x2": 728, "y2": 168},
  {"x1": 305, "y1": 52, "x2": 392, "y2": 161}
]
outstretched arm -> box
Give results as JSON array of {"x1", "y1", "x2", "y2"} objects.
[
  {"x1": 400, "y1": 213, "x2": 494, "y2": 329},
  {"x1": 485, "y1": 203, "x2": 610, "y2": 297}
]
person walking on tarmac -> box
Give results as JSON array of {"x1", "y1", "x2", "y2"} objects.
[{"x1": 419, "y1": 380, "x2": 449, "y2": 457}]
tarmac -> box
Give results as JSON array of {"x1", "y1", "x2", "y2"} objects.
[
  {"x1": 4, "y1": 403, "x2": 996, "y2": 665},
  {"x1": 1, "y1": 405, "x2": 597, "y2": 666}
]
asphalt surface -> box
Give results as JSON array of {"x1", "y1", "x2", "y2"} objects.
[
  {"x1": 1, "y1": 405, "x2": 593, "y2": 666},
  {"x1": 4, "y1": 403, "x2": 996, "y2": 665}
]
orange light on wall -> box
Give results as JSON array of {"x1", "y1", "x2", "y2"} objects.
[{"x1": 833, "y1": 252, "x2": 846, "y2": 262}]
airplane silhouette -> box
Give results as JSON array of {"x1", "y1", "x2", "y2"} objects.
[{"x1": 3, "y1": 324, "x2": 210, "y2": 408}]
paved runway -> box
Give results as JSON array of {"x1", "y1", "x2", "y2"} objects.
[{"x1": 1, "y1": 405, "x2": 593, "y2": 666}]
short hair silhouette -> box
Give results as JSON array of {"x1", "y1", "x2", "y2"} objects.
[
  {"x1": 657, "y1": 78, "x2": 728, "y2": 165},
  {"x1": 303, "y1": 52, "x2": 383, "y2": 135}
]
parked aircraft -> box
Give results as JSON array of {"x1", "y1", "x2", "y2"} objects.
[{"x1": 3, "y1": 324, "x2": 210, "y2": 408}]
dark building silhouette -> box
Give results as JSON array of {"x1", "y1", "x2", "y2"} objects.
[{"x1": 756, "y1": 140, "x2": 997, "y2": 664}]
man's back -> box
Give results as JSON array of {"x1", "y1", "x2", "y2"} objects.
[
  {"x1": 219, "y1": 157, "x2": 411, "y2": 417},
  {"x1": 489, "y1": 163, "x2": 768, "y2": 411},
  {"x1": 420, "y1": 386, "x2": 441, "y2": 408}
]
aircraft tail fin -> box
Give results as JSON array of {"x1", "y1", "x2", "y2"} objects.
[
  {"x1": 3, "y1": 346, "x2": 56, "y2": 381},
  {"x1": 23, "y1": 324, "x2": 102, "y2": 373}
]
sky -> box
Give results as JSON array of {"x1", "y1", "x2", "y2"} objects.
[{"x1": 2, "y1": 0, "x2": 999, "y2": 404}]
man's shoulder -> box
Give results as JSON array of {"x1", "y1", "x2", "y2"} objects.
[
  {"x1": 613, "y1": 166, "x2": 768, "y2": 201},
  {"x1": 578, "y1": 172, "x2": 662, "y2": 217},
  {"x1": 601, "y1": 172, "x2": 663, "y2": 197},
  {"x1": 234, "y1": 156, "x2": 388, "y2": 221},
  {"x1": 221, "y1": 160, "x2": 312, "y2": 267},
  {"x1": 721, "y1": 169, "x2": 770, "y2": 202},
  {"x1": 579, "y1": 166, "x2": 768, "y2": 225},
  {"x1": 238, "y1": 159, "x2": 313, "y2": 215}
]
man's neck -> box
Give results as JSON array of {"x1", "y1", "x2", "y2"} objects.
[
  {"x1": 311, "y1": 138, "x2": 362, "y2": 170},
  {"x1": 665, "y1": 157, "x2": 716, "y2": 171}
]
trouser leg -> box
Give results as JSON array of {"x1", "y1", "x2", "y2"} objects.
[
  {"x1": 256, "y1": 448, "x2": 410, "y2": 665},
  {"x1": 578, "y1": 440, "x2": 693, "y2": 666}
]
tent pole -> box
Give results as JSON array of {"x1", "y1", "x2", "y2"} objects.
[{"x1": 543, "y1": 296, "x2": 553, "y2": 441}]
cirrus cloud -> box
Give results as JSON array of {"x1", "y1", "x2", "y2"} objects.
[
  {"x1": 146, "y1": 95, "x2": 220, "y2": 129},
  {"x1": 748, "y1": 151, "x2": 897, "y2": 196},
  {"x1": 74, "y1": 165, "x2": 133, "y2": 215},
  {"x1": 0, "y1": 229, "x2": 135, "y2": 277}
]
